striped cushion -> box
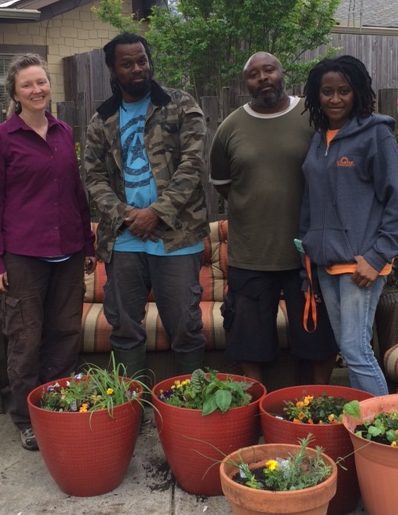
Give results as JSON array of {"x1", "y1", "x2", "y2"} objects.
[
  {"x1": 80, "y1": 301, "x2": 225, "y2": 353},
  {"x1": 85, "y1": 220, "x2": 228, "y2": 304},
  {"x1": 384, "y1": 343, "x2": 398, "y2": 382},
  {"x1": 81, "y1": 219, "x2": 290, "y2": 355}
]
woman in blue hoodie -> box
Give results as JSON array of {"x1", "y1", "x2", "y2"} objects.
[{"x1": 300, "y1": 55, "x2": 398, "y2": 395}]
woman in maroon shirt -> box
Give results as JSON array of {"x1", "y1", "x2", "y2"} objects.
[{"x1": 0, "y1": 54, "x2": 96, "y2": 450}]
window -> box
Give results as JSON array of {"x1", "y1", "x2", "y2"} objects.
[{"x1": 0, "y1": 54, "x2": 14, "y2": 121}]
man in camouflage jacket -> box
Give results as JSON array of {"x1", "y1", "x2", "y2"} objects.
[{"x1": 84, "y1": 32, "x2": 208, "y2": 377}]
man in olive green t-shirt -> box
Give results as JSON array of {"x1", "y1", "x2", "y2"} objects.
[{"x1": 210, "y1": 52, "x2": 338, "y2": 384}]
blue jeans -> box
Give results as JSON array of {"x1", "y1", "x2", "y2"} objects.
[{"x1": 317, "y1": 267, "x2": 388, "y2": 396}]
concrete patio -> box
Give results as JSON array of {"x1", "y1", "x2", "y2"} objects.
[{"x1": 0, "y1": 383, "x2": 368, "y2": 515}]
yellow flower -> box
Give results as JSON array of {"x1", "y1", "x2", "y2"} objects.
[
  {"x1": 328, "y1": 414, "x2": 335, "y2": 422},
  {"x1": 296, "y1": 401, "x2": 305, "y2": 408},
  {"x1": 106, "y1": 388, "x2": 114, "y2": 395},
  {"x1": 298, "y1": 412, "x2": 306, "y2": 420},
  {"x1": 303, "y1": 395, "x2": 313, "y2": 406},
  {"x1": 79, "y1": 403, "x2": 88, "y2": 413},
  {"x1": 391, "y1": 441, "x2": 397, "y2": 447},
  {"x1": 265, "y1": 459, "x2": 279, "y2": 471}
]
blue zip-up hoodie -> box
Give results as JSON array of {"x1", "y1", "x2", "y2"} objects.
[{"x1": 300, "y1": 114, "x2": 398, "y2": 272}]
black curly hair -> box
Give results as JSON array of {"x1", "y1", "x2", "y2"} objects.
[
  {"x1": 103, "y1": 32, "x2": 154, "y2": 101},
  {"x1": 304, "y1": 55, "x2": 375, "y2": 131}
]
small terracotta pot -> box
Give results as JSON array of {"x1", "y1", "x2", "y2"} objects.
[
  {"x1": 260, "y1": 384, "x2": 372, "y2": 515},
  {"x1": 342, "y1": 394, "x2": 398, "y2": 515},
  {"x1": 220, "y1": 443, "x2": 337, "y2": 515},
  {"x1": 28, "y1": 377, "x2": 143, "y2": 496},
  {"x1": 152, "y1": 373, "x2": 266, "y2": 496}
]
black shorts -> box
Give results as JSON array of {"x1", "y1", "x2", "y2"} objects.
[{"x1": 222, "y1": 266, "x2": 338, "y2": 363}]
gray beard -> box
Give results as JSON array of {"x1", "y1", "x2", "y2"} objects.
[{"x1": 252, "y1": 83, "x2": 285, "y2": 108}]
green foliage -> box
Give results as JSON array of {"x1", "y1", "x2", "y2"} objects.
[
  {"x1": 158, "y1": 369, "x2": 253, "y2": 415},
  {"x1": 283, "y1": 394, "x2": 348, "y2": 424},
  {"x1": 355, "y1": 411, "x2": 398, "y2": 447},
  {"x1": 93, "y1": 0, "x2": 141, "y2": 32},
  {"x1": 236, "y1": 435, "x2": 332, "y2": 491},
  {"x1": 40, "y1": 352, "x2": 148, "y2": 415},
  {"x1": 343, "y1": 400, "x2": 361, "y2": 419},
  {"x1": 93, "y1": 0, "x2": 341, "y2": 98}
]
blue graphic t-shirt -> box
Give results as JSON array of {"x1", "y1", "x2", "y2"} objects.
[{"x1": 114, "y1": 97, "x2": 203, "y2": 256}]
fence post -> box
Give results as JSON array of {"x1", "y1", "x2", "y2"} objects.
[
  {"x1": 201, "y1": 96, "x2": 226, "y2": 220},
  {"x1": 378, "y1": 89, "x2": 398, "y2": 127}
]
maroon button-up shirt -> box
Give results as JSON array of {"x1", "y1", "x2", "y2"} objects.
[{"x1": 0, "y1": 112, "x2": 94, "y2": 274}]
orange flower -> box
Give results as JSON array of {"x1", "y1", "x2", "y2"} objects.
[{"x1": 79, "y1": 403, "x2": 89, "y2": 413}]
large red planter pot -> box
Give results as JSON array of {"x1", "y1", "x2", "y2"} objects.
[
  {"x1": 152, "y1": 373, "x2": 266, "y2": 496},
  {"x1": 220, "y1": 443, "x2": 337, "y2": 515},
  {"x1": 260, "y1": 385, "x2": 373, "y2": 515},
  {"x1": 342, "y1": 394, "x2": 398, "y2": 515},
  {"x1": 28, "y1": 377, "x2": 143, "y2": 497}
]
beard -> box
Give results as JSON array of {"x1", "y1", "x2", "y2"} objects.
[
  {"x1": 119, "y1": 78, "x2": 152, "y2": 99},
  {"x1": 252, "y1": 80, "x2": 285, "y2": 108}
]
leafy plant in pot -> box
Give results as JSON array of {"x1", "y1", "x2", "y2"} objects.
[
  {"x1": 375, "y1": 259, "x2": 398, "y2": 364},
  {"x1": 220, "y1": 434, "x2": 337, "y2": 515},
  {"x1": 342, "y1": 394, "x2": 398, "y2": 515},
  {"x1": 27, "y1": 353, "x2": 150, "y2": 497},
  {"x1": 152, "y1": 368, "x2": 266, "y2": 496},
  {"x1": 259, "y1": 384, "x2": 372, "y2": 514}
]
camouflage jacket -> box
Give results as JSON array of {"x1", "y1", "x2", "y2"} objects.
[{"x1": 84, "y1": 81, "x2": 209, "y2": 262}]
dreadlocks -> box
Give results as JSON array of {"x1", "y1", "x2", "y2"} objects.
[
  {"x1": 103, "y1": 32, "x2": 154, "y2": 102},
  {"x1": 304, "y1": 55, "x2": 375, "y2": 131}
]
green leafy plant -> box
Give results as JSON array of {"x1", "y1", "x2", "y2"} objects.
[
  {"x1": 283, "y1": 394, "x2": 348, "y2": 424},
  {"x1": 234, "y1": 435, "x2": 332, "y2": 491},
  {"x1": 158, "y1": 369, "x2": 253, "y2": 415},
  {"x1": 40, "y1": 353, "x2": 150, "y2": 416},
  {"x1": 346, "y1": 400, "x2": 398, "y2": 447},
  {"x1": 94, "y1": 0, "x2": 340, "y2": 99}
]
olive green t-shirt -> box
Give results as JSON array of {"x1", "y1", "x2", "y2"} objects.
[{"x1": 210, "y1": 98, "x2": 313, "y2": 271}]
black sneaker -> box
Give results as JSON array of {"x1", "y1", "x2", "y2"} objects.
[{"x1": 20, "y1": 426, "x2": 38, "y2": 451}]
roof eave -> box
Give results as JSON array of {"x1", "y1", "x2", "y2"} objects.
[
  {"x1": 0, "y1": 7, "x2": 40, "y2": 19},
  {"x1": 333, "y1": 25, "x2": 398, "y2": 36}
]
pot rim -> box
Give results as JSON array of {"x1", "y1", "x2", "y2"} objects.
[
  {"x1": 27, "y1": 375, "x2": 143, "y2": 415},
  {"x1": 152, "y1": 373, "x2": 266, "y2": 413},
  {"x1": 220, "y1": 442, "x2": 337, "y2": 498},
  {"x1": 342, "y1": 393, "x2": 398, "y2": 444},
  {"x1": 260, "y1": 384, "x2": 373, "y2": 428}
]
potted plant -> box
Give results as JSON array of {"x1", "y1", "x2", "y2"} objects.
[
  {"x1": 220, "y1": 435, "x2": 337, "y2": 515},
  {"x1": 151, "y1": 369, "x2": 266, "y2": 496},
  {"x1": 259, "y1": 385, "x2": 372, "y2": 514},
  {"x1": 375, "y1": 259, "x2": 398, "y2": 364},
  {"x1": 27, "y1": 354, "x2": 148, "y2": 497},
  {"x1": 342, "y1": 394, "x2": 398, "y2": 515}
]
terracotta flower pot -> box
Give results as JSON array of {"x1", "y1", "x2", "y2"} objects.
[
  {"x1": 151, "y1": 373, "x2": 266, "y2": 496},
  {"x1": 28, "y1": 377, "x2": 143, "y2": 497},
  {"x1": 259, "y1": 385, "x2": 373, "y2": 515},
  {"x1": 342, "y1": 394, "x2": 398, "y2": 515},
  {"x1": 220, "y1": 443, "x2": 337, "y2": 515}
]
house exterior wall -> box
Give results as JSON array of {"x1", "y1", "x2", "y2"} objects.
[{"x1": 0, "y1": 1, "x2": 127, "y2": 112}]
